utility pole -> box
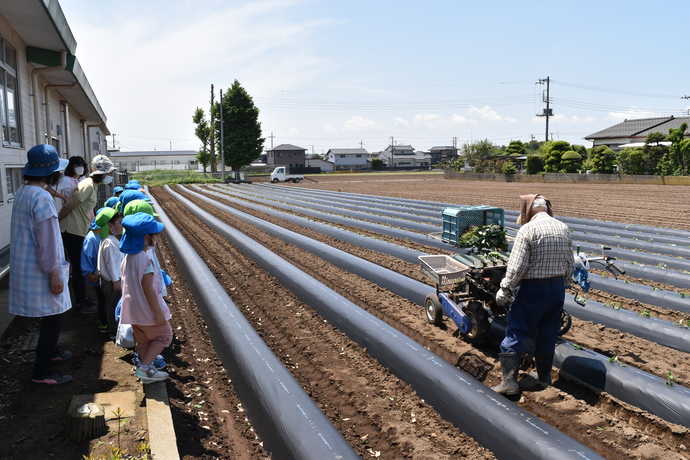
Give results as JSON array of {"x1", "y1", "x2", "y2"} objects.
[
  {"x1": 452, "y1": 136, "x2": 457, "y2": 161},
  {"x1": 269, "y1": 132, "x2": 275, "y2": 149},
  {"x1": 220, "y1": 88, "x2": 225, "y2": 182},
  {"x1": 390, "y1": 136, "x2": 394, "y2": 171},
  {"x1": 112, "y1": 134, "x2": 116, "y2": 149},
  {"x1": 536, "y1": 76, "x2": 552, "y2": 142}
]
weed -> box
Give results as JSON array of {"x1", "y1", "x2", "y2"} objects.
[{"x1": 82, "y1": 407, "x2": 151, "y2": 460}]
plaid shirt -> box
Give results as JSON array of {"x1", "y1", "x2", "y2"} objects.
[{"x1": 501, "y1": 212, "x2": 574, "y2": 292}]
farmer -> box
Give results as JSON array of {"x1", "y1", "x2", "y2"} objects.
[{"x1": 492, "y1": 194, "x2": 574, "y2": 396}]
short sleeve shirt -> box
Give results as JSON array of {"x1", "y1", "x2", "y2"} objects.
[{"x1": 61, "y1": 177, "x2": 97, "y2": 236}]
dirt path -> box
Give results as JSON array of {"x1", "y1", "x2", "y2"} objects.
[{"x1": 150, "y1": 175, "x2": 690, "y2": 459}]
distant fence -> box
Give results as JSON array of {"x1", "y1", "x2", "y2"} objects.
[{"x1": 444, "y1": 169, "x2": 690, "y2": 186}]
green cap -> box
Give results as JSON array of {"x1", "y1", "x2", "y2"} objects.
[
  {"x1": 95, "y1": 207, "x2": 118, "y2": 239},
  {"x1": 123, "y1": 199, "x2": 158, "y2": 217}
]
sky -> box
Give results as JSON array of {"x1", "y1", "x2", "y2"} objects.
[{"x1": 58, "y1": 0, "x2": 689, "y2": 154}]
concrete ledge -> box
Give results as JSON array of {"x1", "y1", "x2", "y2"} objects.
[{"x1": 144, "y1": 381, "x2": 179, "y2": 459}]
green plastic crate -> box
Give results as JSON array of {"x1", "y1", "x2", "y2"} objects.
[{"x1": 441, "y1": 205, "x2": 505, "y2": 246}]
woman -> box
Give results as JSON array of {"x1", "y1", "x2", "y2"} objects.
[
  {"x1": 10, "y1": 144, "x2": 73, "y2": 387},
  {"x1": 58, "y1": 154, "x2": 117, "y2": 314},
  {"x1": 47, "y1": 156, "x2": 86, "y2": 212}
]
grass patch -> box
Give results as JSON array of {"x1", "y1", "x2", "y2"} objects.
[{"x1": 130, "y1": 170, "x2": 223, "y2": 186}]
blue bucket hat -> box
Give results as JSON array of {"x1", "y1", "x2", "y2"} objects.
[
  {"x1": 23, "y1": 144, "x2": 69, "y2": 176},
  {"x1": 119, "y1": 189, "x2": 151, "y2": 209},
  {"x1": 112, "y1": 186, "x2": 124, "y2": 195},
  {"x1": 119, "y1": 213, "x2": 164, "y2": 254},
  {"x1": 125, "y1": 180, "x2": 141, "y2": 190},
  {"x1": 104, "y1": 196, "x2": 120, "y2": 209}
]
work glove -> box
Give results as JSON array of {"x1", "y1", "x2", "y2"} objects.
[{"x1": 495, "y1": 287, "x2": 513, "y2": 307}]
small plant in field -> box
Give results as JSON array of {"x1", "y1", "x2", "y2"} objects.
[
  {"x1": 605, "y1": 301, "x2": 621, "y2": 310},
  {"x1": 680, "y1": 293, "x2": 687, "y2": 298},
  {"x1": 666, "y1": 371, "x2": 676, "y2": 386},
  {"x1": 608, "y1": 356, "x2": 627, "y2": 367},
  {"x1": 573, "y1": 343, "x2": 583, "y2": 350},
  {"x1": 657, "y1": 262, "x2": 668, "y2": 269},
  {"x1": 676, "y1": 319, "x2": 690, "y2": 329},
  {"x1": 640, "y1": 309, "x2": 651, "y2": 318}
]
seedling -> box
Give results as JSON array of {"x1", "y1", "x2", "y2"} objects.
[
  {"x1": 666, "y1": 371, "x2": 676, "y2": 386},
  {"x1": 640, "y1": 309, "x2": 651, "y2": 318},
  {"x1": 608, "y1": 356, "x2": 626, "y2": 367}
]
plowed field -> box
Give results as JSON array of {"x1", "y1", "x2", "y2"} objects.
[{"x1": 152, "y1": 174, "x2": 690, "y2": 459}]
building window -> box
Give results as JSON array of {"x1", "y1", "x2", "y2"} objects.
[
  {"x1": 356, "y1": 154, "x2": 362, "y2": 158},
  {"x1": 288, "y1": 152, "x2": 293, "y2": 157},
  {"x1": 278, "y1": 152, "x2": 283, "y2": 157},
  {"x1": 339, "y1": 155, "x2": 346, "y2": 158},
  {"x1": 5, "y1": 167, "x2": 22, "y2": 199},
  {"x1": 0, "y1": 38, "x2": 21, "y2": 147}
]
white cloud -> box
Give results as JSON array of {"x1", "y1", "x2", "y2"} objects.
[
  {"x1": 393, "y1": 117, "x2": 410, "y2": 127},
  {"x1": 468, "y1": 105, "x2": 517, "y2": 123},
  {"x1": 607, "y1": 108, "x2": 659, "y2": 122},
  {"x1": 342, "y1": 116, "x2": 380, "y2": 132},
  {"x1": 551, "y1": 114, "x2": 597, "y2": 125}
]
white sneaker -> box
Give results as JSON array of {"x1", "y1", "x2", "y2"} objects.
[{"x1": 135, "y1": 366, "x2": 169, "y2": 383}]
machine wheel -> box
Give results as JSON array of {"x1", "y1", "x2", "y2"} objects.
[
  {"x1": 559, "y1": 310, "x2": 572, "y2": 336},
  {"x1": 462, "y1": 301, "x2": 490, "y2": 344},
  {"x1": 292, "y1": 178, "x2": 301, "y2": 183},
  {"x1": 424, "y1": 294, "x2": 443, "y2": 326},
  {"x1": 271, "y1": 178, "x2": 279, "y2": 183}
]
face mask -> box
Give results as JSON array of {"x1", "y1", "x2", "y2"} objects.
[
  {"x1": 75, "y1": 166, "x2": 84, "y2": 176},
  {"x1": 102, "y1": 175, "x2": 114, "y2": 185}
]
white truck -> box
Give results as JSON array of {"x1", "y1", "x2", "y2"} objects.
[{"x1": 269, "y1": 166, "x2": 304, "y2": 183}]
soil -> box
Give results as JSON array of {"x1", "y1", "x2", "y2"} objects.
[{"x1": 2, "y1": 172, "x2": 690, "y2": 459}]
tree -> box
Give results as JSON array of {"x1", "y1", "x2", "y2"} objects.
[
  {"x1": 643, "y1": 133, "x2": 670, "y2": 175},
  {"x1": 616, "y1": 148, "x2": 646, "y2": 175},
  {"x1": 541, "y1": 140, "x2": 571, "y2": 172},
  {"x1": 501, "y1": 159, "x2": 518, "y2": 174},
  {"x1": 460, "y1": 139, "x2": 496, "y2": 171},
  {"x1": 371, "y1": 158, "x2": 384, "y2": 170},
  {"x1": 504, "y1": 140, "x2": 527, "y2": 156},
  {"x1": 192, "y1": 107, "x2": 212, "y2": 173},
  {"x1": 560, "y1": 150, "x2": 582, "y2": 173},
  {"x1": 588, "y1": 145, "x2": 617, "y2": 174},
  {"x1": 666, "y1": 123, "x2": 689, "y2": 175},
  {"x1": 525, "y1": 154, "x2": 544, "y2": 174},
  {"x1": 216, "y1": 80, "x2": 265, "y2": 172},
  {"x1": 192, "y1": 85, "x2": 219, "y2": 173}
]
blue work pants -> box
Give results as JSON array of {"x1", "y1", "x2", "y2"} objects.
[{"x1": 500, "y1": 281, "x2": 565, "y2": 354}]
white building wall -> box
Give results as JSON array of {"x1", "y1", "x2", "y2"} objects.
[{"x1": 0, "y1": 19, "x2": 30, "y2": 250}]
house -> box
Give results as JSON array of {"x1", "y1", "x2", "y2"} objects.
[
  {"x1": 324, "y1": 148, "x2": 369, "y2": 170},
  {"x1": 429, "y1": 146, "x2": 458, "y2": 164},
  {"x1": 0, "y1": 0, "x2": 109, "y2": 255},
  {"x1": 374, "y1": 144, "x2": 432, "y2": 169},
  {"x1": 266, "y1": 143, "x2": 306, "y2": 170},
  {"x1": 585, "y1": 116, "x2": 690, "y2": 151},
  {"x1": 109, "y1": 150, "x2": 200, "y2": 172},
  {"x1": 306, "y1": 157, "x2": 334, "y2": 172}
]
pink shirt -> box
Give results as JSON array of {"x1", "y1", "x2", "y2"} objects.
[{"x1": 120, "y1": 249, "x2": 171, "y2": 326}]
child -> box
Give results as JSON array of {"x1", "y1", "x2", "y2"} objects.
[
  {"x1": 81, "y1": 213, "x2": 107, "y2": 330},
  {"x1": 119, "y1": 213, "x2": 172, "y2": 383},
  {"x1": 95, "y1": 207, "x2": 123, "y2": 339}
]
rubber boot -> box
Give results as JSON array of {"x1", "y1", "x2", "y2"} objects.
[
  {"x1": 491, "y1": 353, "x2": 520, "y2": 396},
  {"x1": 529, "y1": 351, "x2": 554, "y2": 387}
]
